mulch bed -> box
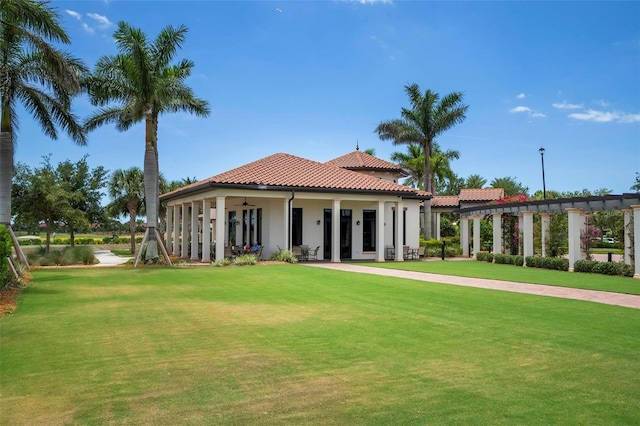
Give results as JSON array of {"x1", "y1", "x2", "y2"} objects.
[{"x1": 0, "y1": 286, "x2": 23, "y2": 318}]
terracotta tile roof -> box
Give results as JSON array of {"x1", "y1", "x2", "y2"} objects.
[
  {"x1": 459, "y1": 188, "x2": 504, "y2": 202},
  {"x1": 161, "y1": 153, "x2": 430, "y2": 200},
  {"x1": 325, "y1": 150, "x2": 408, "y2": 176},
  {"x1": 431, "y1": 195, "x2": 460, "y2": 207}
]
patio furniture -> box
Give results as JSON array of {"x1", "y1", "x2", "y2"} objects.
[
  {"x1": 385, "y1": 245, "x2": 395, "y2": 260},
  {"x1": 224, "y1": 246, "x2": 235, "y2": 260},
  {"x1": 308, "y1": 246, "x2": 320, "y2": 261},
  {"x1": 255, "y1": 245, "x2": 263, "y2": 260},
  {"x1": 292, "y1": 245, "x2": 305, "y2": 262},
  {"x1": 403, "y1": 246, "x2": 418, "y2": 260},
  {"x1": 417, "y1": 245, "x2": 426, "y2": 259}
]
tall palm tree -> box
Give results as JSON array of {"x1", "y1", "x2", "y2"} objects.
[
  {"x1": 85, "y1": 22, "x2": 210, "y2": 265},
  {"x1": 376, "y1": 83, "x2": 467, "y2": 239},
  {"x1": 430, "y1": 143, "x2": 460, "y2": 193},
  {"x1": 1, "y1": 0, "x2": 87, "y2": 267},
  {"x1": 106, "y1": 167, "x2": 145, "y2": 254}
]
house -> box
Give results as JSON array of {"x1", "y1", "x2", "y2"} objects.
[{"x1": 160, "y1": 150, "x2": 430, "y2": 262}]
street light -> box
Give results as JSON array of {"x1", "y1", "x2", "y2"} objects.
[{"x1": 539, "y1": 147, "x2": 546, "y2": 200}]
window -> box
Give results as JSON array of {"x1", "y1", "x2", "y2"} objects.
[
  {"x1": 228, "y1": 211, "x2": 236, "y2": 246},
  {"x1": 362, "y1": 210, "x2": 376, "y2": 251},
  {"x1": 292, "y1": 208, "x2": 303, "y2": 246}
]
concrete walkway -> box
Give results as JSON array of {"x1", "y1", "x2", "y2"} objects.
[
  {"x1": 93, "y1": 250, "x2": 132, "y2": 267},
  {"x1": 305, "y1": 263, "x2": 640, "y2": 310}
]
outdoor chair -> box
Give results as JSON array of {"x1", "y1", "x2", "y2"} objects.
[
  {"x1": 385, "y1": 245, "x2": 395, "y2": 260},
  {"x1": 308, "y1": 245, "x2": 320, "y2": 261},
  {"x1": 224, "y1": 246, "x2": 234, "y2": 260},
  {"x1": 255, "y1": 245, "x2": 263, "y2": 261},
  {"x1": 292, "y1": 245, "x2": 305, "y2": 262},
  {"x1": 417, "y1": 245, "x2": 426, "y2": 259}
]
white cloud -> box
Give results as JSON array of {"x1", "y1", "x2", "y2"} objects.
[
  {"x1": 510, "y1": 105, "x2": 545, "y2": 119},
  {"x1": 517, "y1": 93, "x2": 525, "y2": 99},
  {"x1": 66, "y1": 10, "x2": 82, "y2": 20},
  {"x1": 593, "y1": 99, "x2": 609, "y2": 107},
  {"x1": 552, "y1": 101, "x2": 583, "y2": 110},
  {"x1": 348, "y1": 0, "x2": 393, "y2": 4},
  {"x1": 566, "y1": 109, "x2": 639, "y2": 123},
  {"x1": 82, "y1": 23, "x2": 95, "y2": 35},
  {"x1": 87, "y1": 13, "x2": 112, "y2": 29}
]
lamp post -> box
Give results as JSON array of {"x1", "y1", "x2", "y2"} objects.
[{"x1": 539, "y1": 147, "x2": 546, "y2": 200}]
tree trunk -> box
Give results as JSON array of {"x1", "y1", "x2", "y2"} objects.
[
  {"x1": 70, "y1": 227, "x2": 75, "y2": 248},
  {"x1": 45, "y1": 220, "x2": 52, "y2": 255},
  {"x1": 128, "y1": 206, "x2": 136, "y2": 254},
  {"x1": 143, "y1": 116, "x2": 159, "y2": 261},
  {"x1": 422, "y1": 142, "x2": 432, "y2": 240}
]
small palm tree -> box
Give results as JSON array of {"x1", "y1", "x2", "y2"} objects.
[
  {"x1": 430, "y1": 143, "x2": 460, "y2": 193},
  {"x1": 106, "y1": 168, "x2": 145, "y2": 254},
  {"x1": 391, "y1": 143, "x2": 425, "y2": 189},
  {"x1": 1, "y1": 0, "x2": 87, "y2": 268},
  {"x1": 85, "y1": 22, "x2": 210, "y2": 265},
  {"x1": 376, "y1": 83, "x2": 467, "y2": 238},
  {"x1": 465, "y1": 174, "x2": 487, "y2": 189}
]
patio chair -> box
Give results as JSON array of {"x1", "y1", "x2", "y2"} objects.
[
  {"x1": 292, "y1": 245, "x2": 305, "y2": 262},
  {"x1": 417, "y1": 245, "x2": 426, "y2": 259},
  {"x1": 255, "y1": 245, "x2": 263, "y2": 261},
  {"x1": 224, "y1": 246, "x2": 235, "y2": 260},
  {"x1": 403, "y1": 245, "x2": 410, "y2": 260},
  {"x1": 385, "y1": 245, "x2": 395, "y2": 260},
  {"x1": 308, "y1": 246, "x2": 320, "y2": 261}
]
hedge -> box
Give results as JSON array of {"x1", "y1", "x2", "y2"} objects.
[
  {"x1": 573, "y1": 260, "x2": 634, "y2": 277},
  {"x1": 525, "y1": 256, "x2": 569, "y2": 271}
]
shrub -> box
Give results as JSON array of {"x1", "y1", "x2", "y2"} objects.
[
  {"x1": 574, "y1": 260, "x2": 597, "y2": 273},
  {"x1": 212, "y1": 258, "x2": 232, "y2": 267},
  {"x1": 513, "y1": 255, "x2": 524, "y2": 267},
  {"x1": 102, "y1": 237, "x2": 112, "y2": 244},
  {"x1": 0, "y1": 226, "x2": 15, "y2": 286},
  {"x1": 493, "y1": 253, "x2": 510, "y2": 264},
  {"x1": 270, "y1": 250, "x2": 298, "y2": 263},
  {"x1": 233, "y1": 254, "x2": 257, "y2": 266},
  {"x1": 525, "y1": 256, "x2": 569, "y2": 271},
  {"x1": 592, "y1": 261, "x2": 620, "y2": 276},
  {"x1": 26, "y1": 246, "x2": 96, "y2": 266},
  {"x1": 476, "y1": 252, "x2": 493, "y2": 263}
]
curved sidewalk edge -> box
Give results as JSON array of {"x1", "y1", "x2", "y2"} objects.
[
  {"x1": 305, "y1": 263, "x2": 640, "y2": 310},
  {"x1": 93, "y1": 250, "x2": 132, "y2": 267}
]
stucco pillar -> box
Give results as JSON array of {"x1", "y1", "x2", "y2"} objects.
[
  {"x1": 632, "y1": 205, "x2": 640, "y2": 279},
  {"x1": 435, "y1": 212, "x2": 441, "y2": 240},
  {"x1": 522, "y1": 211, "x2": 534, "y2": 262},
  {"x1": 201, "y1": 200, "x2": 211, "y2": 263},
  {"x1": 492, "y1": 213, "x2": 502, "y2": 255},
  {"x1": 376, "y1": 201, "x2": 385, "y2": 262},
  {"x1": 215, "y1": 197, "x2": 225, "y2": 262},
  {"x1": 472, "y1": 215, "x2": 481, "y2": 259},
  {"x1": 540, "y1": 213, "x2": 550, "y2": 258},
  {"x1": 395, "y1": 201, "x2": 404, "y2": 261},
  {"x1": 283, "y1": 198, "x2": 289, "y2": 250},
  {"x1": 517, "y1": 214, "x2": 524, "y2": 255},
  {"x1": 622, "y1": 209, "x2": 631, "y2": 266},
  {"x1": 461, "y1": 216, "x2": 470, "y2": 257},
  {"x1": 190, "y1": 202, "x2": 199, "y2": 261},
  {"x1": 332, "y1": 200, "x2": 341, "y2": 262},
  {"x1": 567, "y1": 208, "x2": 583, "y2": 272},
  {"x1": 166, "y1": 205, "x2": 173, "y2": 256},
  {"x1": 173, "y1": 204, "x2": 181, "y2": 257},
  {"x1": 180, "y1": 204, "x2": 188, "y2": 258}
]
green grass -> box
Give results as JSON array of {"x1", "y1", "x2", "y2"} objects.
[
  {"x1": 1, "y1": 266, "x2": 639, "y2": 424},
  {"x1": 362, "y1": 259, "x2": 640, "y2": 295}
]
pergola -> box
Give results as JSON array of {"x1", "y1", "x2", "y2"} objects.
[{"x1": 458, "y1": 194, "x2": 640, "y2": 278}]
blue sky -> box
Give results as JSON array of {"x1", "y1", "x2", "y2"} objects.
[{"x1": 15, "y1": 0, "x2": 640, "y2": 196}]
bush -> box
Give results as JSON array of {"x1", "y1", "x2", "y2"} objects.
[
  {"x1": 0, "y1": 226, "x2": 15, "y2": 286},
  {"x1": 513, "y1": 255, "x2": 524, "y2": 267},
  {"x1": 270, "y1": 250, "x2": 298, "y2": 263},
  {"x1": 476, "y1": 252, "x2": 493, "y2": 263},
  {"x1": 212, "y1": 258, "x2": 232, "y2": 267},
  {"x1": 525, "y1": 256, "x2": 569, "y2": 271},
  {"x1": 233, "y1": 254, "x2": 257, "y2": 266},
  {"x1": 493, "y1": 253, "x2": 509, "y2": 264},
  {"x1": 26, "y1": 246, "x2": 96, "y2": 266},
  {"x1": 102, "y1": 237, "x2": 112, "y2": 244},
  {"x1": 574, "y1": 260, "x2": 597, "y2": 273}
]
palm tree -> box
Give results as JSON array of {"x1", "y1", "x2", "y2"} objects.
[
  {"x1": 85, "y1": 22, "x2": 210, "y2": 265},
  {"x1": 1, "y1": 0, "x2": 87, "y2": 268},
  {"x1": 465, "y1": 174, "x2": 487, "y2": 189},
  {"x1": 430, "y1": 143, "x2": 460, "y2": 193},
  {"x1": 106, "y1": 167, "x2": 145, "y2": 254},
  {"x1": 391, "y1": 143, "x2": 424, "y2": 189},
  {"x1": 376, "y1": 83, "x2": 467, "y2": 239}
]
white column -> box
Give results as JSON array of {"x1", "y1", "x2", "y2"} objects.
[
  {"x1": 376, "y1": 201, "x2": 385, "y2": 262},
  {"x1": 492, "y1": 213, "x2": 502, "y2": 255},
  {"x1": 173, "y1": 205, "x2": 181, "y2": 257},
  {"x1": 435, "y1": 212, "x2": 441, "y2": 240},
  {"x1": 461, "y1": 216, "x2": 470, "y2": 257},
  {"x1": 181, "y1": 204, "x2": 189, "y2": 258},
  {"x1": 472, "y1": 215, "x2": 481, "y2": 259},
  {"x1": 395, "y1": 201, "x2": 404, "y2": 261},
  {"x1": 517, "y1": 214, "x2": 524, "y2": 255},
  {"x1": 332, "y1": 199, "x2": 341, "y2": 262},
  {"x1": 283, "y1": 199, "x2": 289, "y2": 250},
  {"x1": 215, "y1": 196, "x2": 225, "y2": 262},
  {"x1": 581, "y1": 211, "x2": 588, "y2": 260},
  {"x1": 567, "y1": 208, "x2": 582, "y2": 272},
  {"x1": 201, "y1": 200, "x2": 211, "y2": 263},
  {"x1": 632, "y1": 205, "x2": 640, "y2": 279},
  {"x1": 522, "y1": 211, "x2": 534, "y2": 263},
  {"x1": 540, "y1": 213, "x2": 550, "y2": 258},
  {"x1": 190, "y1": 202, "x2": 199, "y2": 261},
  {"x1": 622, "y1": 209, "x2": 631, "y2": 266},
  {"x1": 166, "y1": 205, "x2": 173, "y2": 255}
]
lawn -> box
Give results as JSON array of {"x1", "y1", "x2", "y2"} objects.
[
  {"x1": 362, "y1": 259, "x2": 640, "y2": 295},
  {"x1": 1, "y1": 265, "x2": 639, "y2": 424}
]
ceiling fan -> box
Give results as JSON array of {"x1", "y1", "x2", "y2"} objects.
[{"x1": 235, "y1": 197, "x2": 256, "y2": 207}]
